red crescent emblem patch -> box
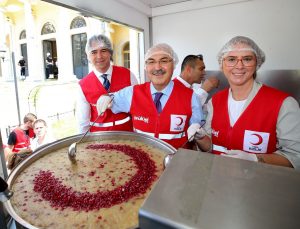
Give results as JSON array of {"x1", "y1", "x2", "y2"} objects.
[
  {"x1": 250, "y1": 133, "x2": 263, "y2": 145},
  {"x1": 176, "y1": 117, "x2": 184, "y2": 126}
]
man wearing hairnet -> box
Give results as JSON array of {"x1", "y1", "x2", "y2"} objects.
[
  {"x1": 97, "y1": 43, "x2": 211, "y2": 150},
  {"x1": 76, "y1": 34, "x2": 137, "y2": 133},
  {"x1": 195, "y1": 36, "x2": 300, "y2": 170}
]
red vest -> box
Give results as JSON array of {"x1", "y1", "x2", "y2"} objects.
[
  {"x1": 130, "y1": 81, "x2": 193, "y2": 149},
  {"x1": 173, "y1": 77, "x2": 186, "y2": 86},
  {"x1": 12, "y1": 128, "x2": 31, "y2": 153},
  {"x1": 211, "y1": 85, "x2": 289, "y2": 154},
  {"x1": 28, "y1": 128, "x2": 35, "y2": 138},
  {"x1": 79, "y1": 66, "x2": 133, "y2": 132}
]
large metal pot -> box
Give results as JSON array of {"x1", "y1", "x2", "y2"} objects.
[{"x1": 4, "y1": 131, "x2": 176, "y2": 229}]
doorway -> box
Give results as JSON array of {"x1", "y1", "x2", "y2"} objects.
[
  {"x1": 42, "y1": 39, "x2": 58, "y2": 79},
  {"x1": 20, "y1": 43, "x2": 28, "y2": 76}
]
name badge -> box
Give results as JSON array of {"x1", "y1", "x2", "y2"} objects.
[
  {"x1": 170, "y1": 115, "x2": 187, "y2": 132},
  {"x1": 243, "y1": 130, "x2": 270, "y2": 153}
]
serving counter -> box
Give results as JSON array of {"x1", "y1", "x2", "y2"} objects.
[{"x1": 139, "y1": 149, "x2": 300, "y2": 229}]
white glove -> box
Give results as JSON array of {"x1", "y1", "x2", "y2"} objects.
[
  {"x1": 221, "y1": 150, "x2": 258, "y2": 162},
  {"x1": 187, "y1": 123, "x2": 206, "y2": 141},
  {"x1": 96, "y1": 95, "x2": 113, "y2": 115}
]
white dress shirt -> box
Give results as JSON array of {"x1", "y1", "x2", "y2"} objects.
[
  {"x1": 175, "y1": 76, "x2": 208, "y2": 106},
  {"x1": 31, "y1": 134, "x2": 55, "y2": 151}
]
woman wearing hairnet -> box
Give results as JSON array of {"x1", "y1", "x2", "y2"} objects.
[{"x1": 194, "y1": 36, "x2": 300, "y2": 169}]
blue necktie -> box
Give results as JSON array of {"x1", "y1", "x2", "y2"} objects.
[
  {"x1": 154, "y1": 92, "x2": 163, "y2": 113},
  {"x1": 101, "y1": 74, "x2": 110, "y2": 91}
]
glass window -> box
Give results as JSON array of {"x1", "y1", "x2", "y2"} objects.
[
  {"x1": 70, "y1": 16, "x2": 87, "y2": 29},
  {"x1": 19, "y1": 30, "x2": 26, "y2": 40},
  {"x1": 72, "y1": 33, "x2": 88, "y2": 79},
  {"x1": 41, "y1": 22, "x2": 56, "y2": 35},
  {"x1": 123, "y1": 42, "x2": 130, "y2": 69}
]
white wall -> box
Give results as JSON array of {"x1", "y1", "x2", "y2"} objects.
[
  {"x1": 51, "y1": 0, "x2": 300, "y2": 76},
  {"x1": 151, "y1": 0, "x2": 300, "y2": 75},
  {"x1": 52, "y1": 0, "x2": 151, "y2": 53}
]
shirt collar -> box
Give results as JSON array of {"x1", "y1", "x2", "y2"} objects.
[
  {"x1": 176, "y1": 76, "x2": 191, "y2": 88},
  {"x1": 150, "y1": 80, "x2": 174, "y2": 97},
  {"x1": 93, "y1": 65, "x2": 113, "y2": 79}
]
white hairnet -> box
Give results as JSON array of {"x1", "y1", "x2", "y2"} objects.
[
  {"x1": 85, "y1": 34, "x2": 113, "y2": 56},
  {"x1": 217, "y1": 36, "x2": 265, "y2": 69},
  {"x1": 145, "y1": 43, "x2": 178, "y2": 66}
]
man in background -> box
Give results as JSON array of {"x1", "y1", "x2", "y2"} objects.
[
  {"x1": 18, "y1": 56, "x2": 26, "y2": 80},
  {"x1": 175, "y1": 54, "x2": 219, "y2": 106},
  {"x1": 5, "y1": 113, "x2": 36, "y2": 169},
  {"x1": 31, "y1": 119, "x2": 55, "y2": 151},
  {"x1": 45, "y1": 52, "x2": 53, "y2": 79}
]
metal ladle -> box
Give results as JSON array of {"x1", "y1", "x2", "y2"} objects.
[
  {"x1": 68, "y1": 95, "x2": 114, "y2": 163},
  {"x1": 68, "y1": 113, "x2": 103, "y2": 164}
]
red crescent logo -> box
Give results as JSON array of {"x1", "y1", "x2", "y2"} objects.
[
  {"x1": 250, "y1": 133, "x2": 263, "y2": 145},
  {"x1": 176, "y1": 117, "x2": 184, "y2": 126}
]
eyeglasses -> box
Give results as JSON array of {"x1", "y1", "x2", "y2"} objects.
[
  {"x1": 145, "y1": 58, "x2": 173, "y2": 66},
  {"x1": 223, "y1": 56, "x2": 256, "y2": 67}
]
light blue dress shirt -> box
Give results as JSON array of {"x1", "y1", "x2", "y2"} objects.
[{"x1": 111, "y1": 81, "x2": 203, "y2": 125}]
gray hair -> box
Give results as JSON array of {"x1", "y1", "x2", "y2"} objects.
[
  {"x1": 217, "y1": 36, "x2": 266, "y2": 70},
  {"x1": 145, "y1": 43, "x2": 179, "y2": 66},
  {"x1": 85, "y1": 34, "x2": 113, "y2": 61}
]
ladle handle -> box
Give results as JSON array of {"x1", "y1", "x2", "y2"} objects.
[
  {"x1": 77, "y1": 113, "x2": 103, "y2": 144},
  {"x1": 77, "y1": 95, "x2": 114, "y2": 144},
  {"x1": 179, "y1": 121, "x2": 206, "y2": 149}
]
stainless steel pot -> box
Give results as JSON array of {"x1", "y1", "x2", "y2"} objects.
[{"x1": 4, "y1": 131, "x2": 176, "y2": 229}]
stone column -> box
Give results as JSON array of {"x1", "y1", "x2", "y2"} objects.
[
  {"x1": 129, "y1": 29, "x2": 140, "y2": 83},
  {"x1": 55, "y1": 8, "x2": 76, "y2": 81},
  {"x1": 23, "y1": 1, "x2": 43, "y2": 81},
  {"x1": 0, "y1": 12, "x2": 13, "y2": 81}
]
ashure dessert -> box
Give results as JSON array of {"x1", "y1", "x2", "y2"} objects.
[{"x1": 10, "y1": 139, "x2": 165, "y2": 229}]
